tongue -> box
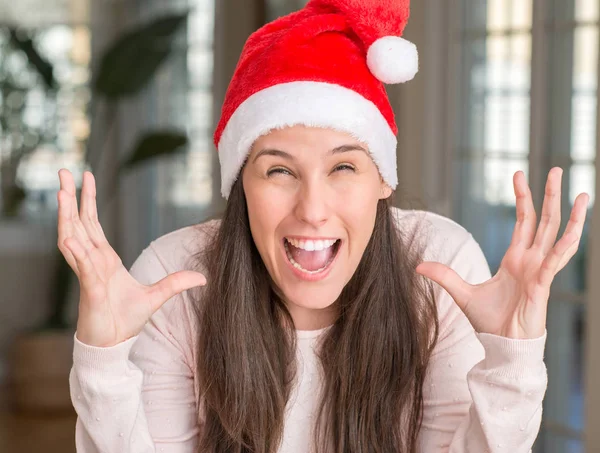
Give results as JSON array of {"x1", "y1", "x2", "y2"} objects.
[{"x1": 288, "y1": 244, "x2": 334, "y2": 271}]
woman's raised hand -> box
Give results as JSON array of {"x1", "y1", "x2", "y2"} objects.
[
  {"x1": 57, "y1": 170, "x2": 207, "y2": 347},
  {"x1": 417, "y1": 168, "x2": 589, "y2": 339}
]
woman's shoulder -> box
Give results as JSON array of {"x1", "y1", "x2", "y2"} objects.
[
  {"x1": 128, "y1": 218, "x2": 222, "y2": 363},
  {"x1": 139, "y1": 218, "x2": 222, "y2": 275},
  {"x1": 392, "y1": 207, "x2": 469, "y2": 236},
  {"x1": 392, "y1": 211, "x2": 491, "y2": 350},
  {"x1": 391, "y1": 207, "x2": 476, "y2": 262}
]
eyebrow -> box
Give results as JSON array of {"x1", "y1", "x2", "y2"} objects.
[{"x1": 252, "y1": 144, "x2": 368, "y2": 163}]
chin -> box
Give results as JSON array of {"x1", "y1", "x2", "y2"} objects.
[
  {"x1": 289, "y1": 286, "x2": 342, "y2": 310},
  {"x1": 275, "y1": 277, "x2": 346, "y2": 324}
]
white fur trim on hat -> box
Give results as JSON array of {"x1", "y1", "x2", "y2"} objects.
[
  {"x1": 367, "y1": 36, "x2": 419, "y2": 84},
  {"x1": 217, "y1": 81, "x2": 398, "y2": 199}
]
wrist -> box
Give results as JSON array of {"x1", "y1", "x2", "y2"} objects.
[
  {"x1": 75, "y1": 324, "x2": 119, "y2": 348},
  {"x1": 495, "y1": 320, "x2": 546, "y2": 340},
  {"x1": 72, "y1": 332, "x2": 139, "y2": 375}
]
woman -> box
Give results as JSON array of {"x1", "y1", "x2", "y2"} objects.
[{"x1": 60, "y1": 0, "x2": 589, "y2": 452}]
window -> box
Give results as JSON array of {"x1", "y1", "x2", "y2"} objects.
[
  {"x1": 453, "y1": 1, "x2": 598, "y2": 451},
  {"x1": 129, "y1": 0, "x2": 216, "y2": 239},
  {"x1": 0, "y1": 17, "x2": 90, "y2": 222},
  {"x1": 455, "y1": 0, "x2": 533, "y2": 271},
  {"x1": 168, "y1": 0, "x2": 215, "y2": 208}
]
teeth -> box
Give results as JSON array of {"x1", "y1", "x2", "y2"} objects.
[
  {"x1": 286, "y1": 238, "x2": 338, "y2": 251},
  {"x1": 284, "y1": 240, "x2": 339, "y2": 274}
]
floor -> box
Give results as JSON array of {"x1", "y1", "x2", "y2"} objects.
[{"x1": 0, "y1": 410, "x2": 76, "y2": 453}]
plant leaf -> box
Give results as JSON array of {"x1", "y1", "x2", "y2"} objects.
[
  {"x1": 94, "y1": 12, "x2": 188, "y2": 98},
  {"x1": 8, "y1": 29, "x2": 57, "y2": 90},
  {"x1": 121, "y1": 130, "x2": 188, "y2": 170}
]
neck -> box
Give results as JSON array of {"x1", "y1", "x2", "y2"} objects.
[
  {"x1": 287, "y1": 301, "x2": 337, "y2": 331},
  {"x1": 270, "y1": 281, "x2": 337, "y2": 330}
]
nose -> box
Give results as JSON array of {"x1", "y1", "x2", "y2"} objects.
[{"x1": 294, "y1": 177, "x2": 330, "y2": 228}]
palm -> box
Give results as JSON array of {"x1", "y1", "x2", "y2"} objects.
[
  {"x1": 79, "y1": 256, "x2": 153, "y2": 348},
  {"x1": 57, "y1": 170, "x2": 206, "y2": 347},
  {"x1": 417, "y1": 168, "x2": 589, "y2": 339},
  {"x1": 461, "y1": 248, "x2": 549, "y2": 339}
]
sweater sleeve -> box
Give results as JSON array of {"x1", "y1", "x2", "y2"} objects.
[
  {"x1": 417, "y1": 234, "x2": 548, "y2": 453},
  {"x1": 69, "y1": 244, "x2": 200, "y2": 453}
]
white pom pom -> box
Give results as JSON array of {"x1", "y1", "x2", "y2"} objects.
[{"x1": 366, "y1": 36, "x2": 419, "y2": 84}]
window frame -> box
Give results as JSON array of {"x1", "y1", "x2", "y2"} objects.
[{"x1": 427, "y1": 0, "x2": 600, "y2": 449}]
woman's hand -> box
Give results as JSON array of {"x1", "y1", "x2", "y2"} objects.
[
  {"x1": 57, "y1": 169, "x2": 207, "y2": 347},
  {"x1": 416, "y1": 168, "x2": 589, "y2": 339}
]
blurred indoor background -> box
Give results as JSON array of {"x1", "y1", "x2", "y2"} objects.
[{"x1": 0, "y1": 0, "x2": 598, "y2": 452}]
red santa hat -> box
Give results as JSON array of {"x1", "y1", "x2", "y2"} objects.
[{"x1": 214, "y1": 0, "x2": 418, "y2": 198}]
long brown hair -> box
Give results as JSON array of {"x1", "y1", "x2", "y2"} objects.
[{"x1": 193, "y1": 177, "x2": 438, "y2": 452}]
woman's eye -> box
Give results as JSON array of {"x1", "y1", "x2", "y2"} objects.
[
  {"x1": 267, "y1": 167, "x2": 293, "y2": 177},
  {"x1": 333, "y1": 164, "x2": 356, "y2": 173}
]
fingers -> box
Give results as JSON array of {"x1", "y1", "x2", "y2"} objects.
[
  {"x1": 148, "y1": 271, "x2": 207, "y2": 314},
  {"x1": 538, "y1": 192, "x2": 589, "y2": 286},
  {"x1": 416, "y1": 262, "x2": 473, "y2": 312},
  {"x1": 538, "y1": 231, "x2": 579, "y2": 287},
  {"x1": 57, "y1": 169, "x2": 96, "y2": 255},
  {"x1": 554, "y1": 192, "x2": 590, "y2": 273},
  {"x1": 57, "y1": 188, "x2": 79, "y2": 274},
  {"x1": 63, "y1": 237, "x2": 101, "y2": 291},
  {"x1": 79, "y1": 171, "x2": 109, "y2": 247},
  {"x1": 59, "y1": 168, "x2": 79, "y2": 216},
  {"x1": 510, "y1": 171, "x2": 537, "y2": 249},
  {"x1": 532, "y1": 167, "x2": 563, "y2": 254}
]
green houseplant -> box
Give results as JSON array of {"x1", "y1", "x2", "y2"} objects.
[
  {"x1": 0, "y1": 28, "x2": 58, "y2": 217},
  {"x1": 9, "y1": 11, "x2": 192, "y2": 413},
  {"x1": 47, "y1": 11, "x2": 191, "y2": 331}
]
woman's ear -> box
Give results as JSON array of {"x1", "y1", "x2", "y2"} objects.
[{"x1": 380, "y1": 182, "x2": 393, "y2": 200}]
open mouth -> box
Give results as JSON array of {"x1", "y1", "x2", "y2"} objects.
[{"x1": 283, "y1": 237, "x2": 342, "y2": 275}]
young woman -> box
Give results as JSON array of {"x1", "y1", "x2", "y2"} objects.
[{"x1": 59, "y1": 0, "x2": 589, "y2": 452}]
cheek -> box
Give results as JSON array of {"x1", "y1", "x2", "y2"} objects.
[
  {"x1": 334, "y1": 182, "x2": 380, "y2": 251},
  {"x1": 247, "y1": 185, "x2": 289, "y2": 226},
  {"x1": 334, "y1": 178, "x2": 381, "y2": 218},
  {"x1": 244, "y1": 182, "x2": 290, "y2": 256}
]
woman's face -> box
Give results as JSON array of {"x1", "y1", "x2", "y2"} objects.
[{"x1": 242, "y1": 125, "x2": 392, "y2": 330}]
